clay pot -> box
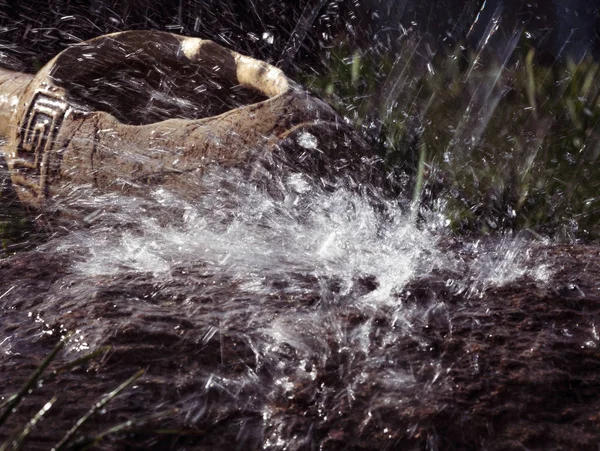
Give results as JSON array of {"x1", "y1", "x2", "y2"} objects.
[{"x1": 0, "y1": 31, "x2": 379, "y2": 210}]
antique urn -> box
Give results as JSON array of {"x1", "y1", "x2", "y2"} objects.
[{"x1": 0, "y1": 30, "x2": 381, "y2": 210}]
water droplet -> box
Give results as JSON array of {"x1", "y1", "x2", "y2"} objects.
[
  {"x1": 262, "y1": 31, "x2": 274, "y2": 45},
  {"x1": 296, "y1": 132, "x2": 318, "y2": 149}
]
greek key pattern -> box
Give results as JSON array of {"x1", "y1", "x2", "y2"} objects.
[{"x1": 16, "y1": 92, "x2": 68, "y2": 194}]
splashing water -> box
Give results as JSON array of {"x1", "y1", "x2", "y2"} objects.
[
  {"x1": 53, "y1": 166, "x2": 547, "y2": 308},
  {"x1": 0, "y1": 161, "x2": 547, "y2": 449},
  {"x1": 1, "y1": 2, "x2": 600, "y2": 448},
  {"x1": 0, "y1": 29, "x2": 569, "y2": 450}
]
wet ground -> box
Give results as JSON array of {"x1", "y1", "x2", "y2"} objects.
[{"x1": 1, "y1": 227, "x2": 599, "y2": 449}]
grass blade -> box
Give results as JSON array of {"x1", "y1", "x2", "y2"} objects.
[
  {"x1": 44, "y1": 346, "x2": 111, "y2": 383},
  {"x1": 0, "y1": 334, "x2": 69, "y2": 426},
  {"x1": 53, "y1": 368, "x2": 145, "y2": 451},
  {"x1": 0, "y1": 396, "x2": 57, "y2": 451},
  {"x1": 1, "y1": 345, "x2": 110, "y2": 412},
  {"x1": 65, "y1": 409, "x2": 177, "y2": 451}
]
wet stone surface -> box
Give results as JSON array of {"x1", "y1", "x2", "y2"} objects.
[{"x1": 1, "y1": 239, "x2": 599, "y2": 450}]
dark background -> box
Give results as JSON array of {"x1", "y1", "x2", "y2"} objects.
[{"x1": 1, "y1": 0, "x2": 599, "y2": 74}]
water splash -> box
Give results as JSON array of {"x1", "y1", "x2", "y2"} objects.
[
  {"x1": 50, "y1": 163, "x2": 551, "y2": 308},
  {"x1": 56, "y1": 168, "x2": 439, "y2": 304}
]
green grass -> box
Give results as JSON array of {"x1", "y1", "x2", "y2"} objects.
[{"x1": 304, "y1": 37, "x2": 600, "y2": 242}]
